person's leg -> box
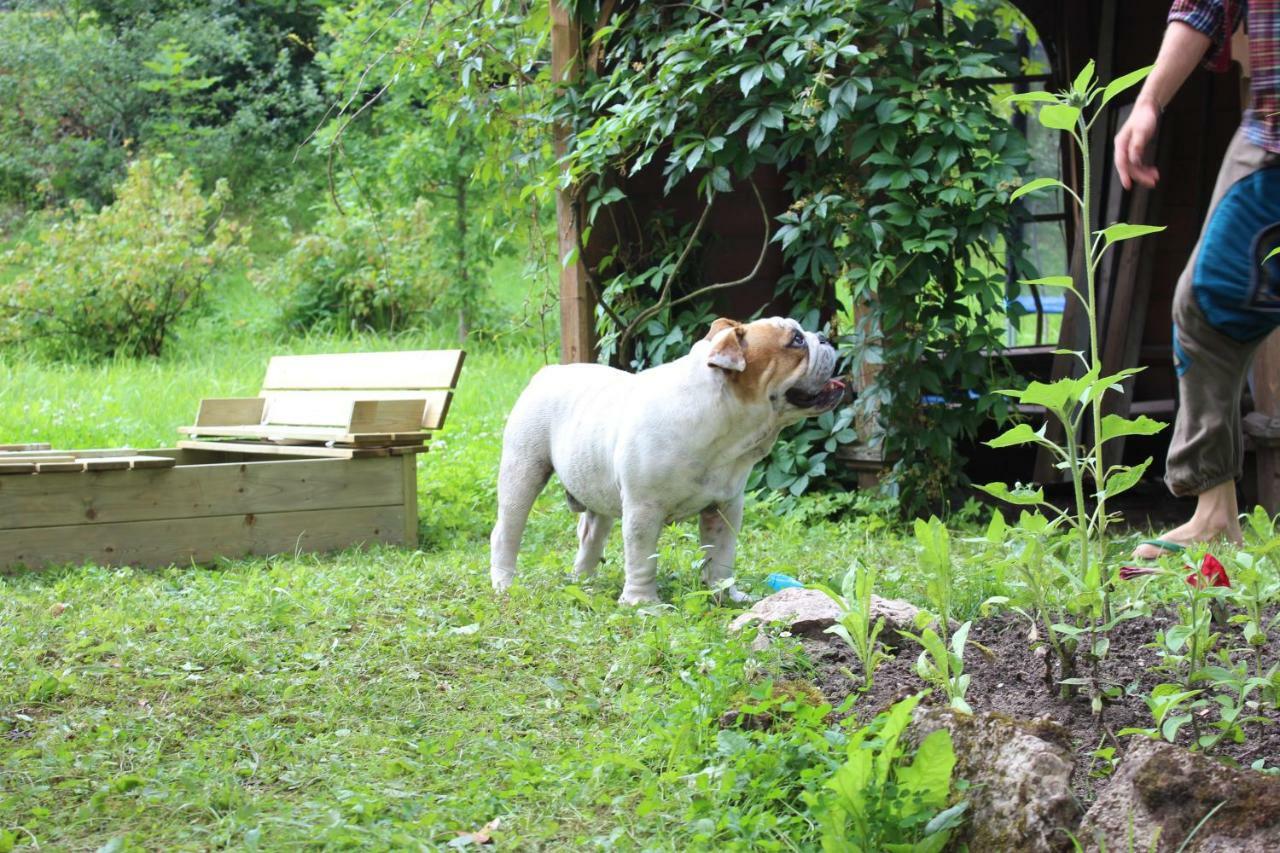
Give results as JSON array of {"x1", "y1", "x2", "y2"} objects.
[{"x1": 1134, "y1": 131, "x2": 1280, "y2": 559}]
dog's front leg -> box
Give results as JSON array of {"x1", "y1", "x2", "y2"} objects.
[
  {"x1": 699, "y1": 496, "x2": 751, "y2": 603},
  {"x1": 618, "y1": 503, "x2": 664, "y2": 605}
]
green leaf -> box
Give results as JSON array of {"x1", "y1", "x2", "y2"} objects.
[
  {"x1": 740, "y1": 66, "x2": 764, "y2": 97},
  {"x1": 1038, "y1": 104, "x2": 1081, "y2": 131},
  {"x1": 1019, "y1": 275, "x2": 1075, "y2": 290},
  {"x1": 1103, "y1": 453, "x2": 1151, "y2": 501},
  {"x1": 1010, "y1": 177, "x2": 1068, "y2": 202},
  {"x1": 1098, "y1": 222, "x2": 1165, "y2": 249},
  {"x1": 896, "y1": 728, "x2": 956, "y2": 808},
  {"x1": 924, "y1": 801, "x2": 969, "y2": 836},
  {"x1": 1265, "y1": 246, "x2": 1280, "y2": 265},
  {"x1": 976, "y1": 482, "x2": 1046, "y2": 507},
  {"x1": 1101, "y1": 65, "x2": 1154, "y2": 108},
  {"x1": 1100, "y1": 415, "x2": 1166, "y2": 443},
  {"x1": 1072, "y1": 60, "x2": 1095, "y2": 95},
  {"x1": 1004, "y1": 91, "x2": 1057, "y2": 105},
  {"x1": 985, "y1": 422, "x2": 1048, "y2": 449}
]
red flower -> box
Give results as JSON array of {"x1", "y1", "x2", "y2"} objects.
[
  {"x1": 1186, "y1": 553, "x2": 1230, "y2": 589},
  {"x1": 1119, "y1": 565, "x2": 1164, "y2": 581}
]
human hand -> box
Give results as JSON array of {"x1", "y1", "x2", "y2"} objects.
[{"x1": 1114, "y1": 98, "x2": 1161, "y2": 190}]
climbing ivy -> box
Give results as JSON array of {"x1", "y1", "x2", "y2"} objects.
[{"x1": 560, "y1": 0, "x2": 1030, "y2": 511}]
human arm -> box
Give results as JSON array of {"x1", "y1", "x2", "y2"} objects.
[{"x1": 1114, "y1": 22, "x2": 1213, "y2": 189}]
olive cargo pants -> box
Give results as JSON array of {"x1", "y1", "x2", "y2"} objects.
[{"x1": 1167, "y1": 128, "x2": 1280, "y2": 496}]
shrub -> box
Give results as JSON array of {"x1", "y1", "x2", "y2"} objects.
[
  {"x1": 269, "y1": 197, "x2": 494, "y2": 337},
  {"x1": 0, "y1": 156, "x2": 244, "y2": 360}
]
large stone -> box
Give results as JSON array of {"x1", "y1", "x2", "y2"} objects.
[
  {"x1": 1079, "y1": 739, "x2": 1280, "y2": 852},
  {"x1": 911, "y1": 708, "x2": 1080, "y2": 853},
  {"x1": 728, "y1": 587, "x2": 920, "y2": 638}
]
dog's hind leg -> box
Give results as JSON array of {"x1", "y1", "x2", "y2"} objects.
[
  {"x1": 490, "y1": 450, "x2": 551, "y2": 593},
  {"x1": 573, "y1": 511, "x2": 614, "y2": 580}
]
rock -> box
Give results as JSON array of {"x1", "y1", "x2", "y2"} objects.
[
  {"x1": 1079, "y1": 739, "x2": 1280, "y2": 852},
  {"x1": 728, "y1": 587, "x2": 921, "y2": 639},
  {"x1": 911, "y1": 708, "x2": 1079, "y2": 853}
]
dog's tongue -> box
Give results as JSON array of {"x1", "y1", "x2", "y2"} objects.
[{"x1": 824, "y1": 378, "x2": 846, "y2": 393}]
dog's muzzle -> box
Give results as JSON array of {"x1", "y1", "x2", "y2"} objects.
[{"x1": 783, "y1": 332, "x2": 847, "y2": 411}]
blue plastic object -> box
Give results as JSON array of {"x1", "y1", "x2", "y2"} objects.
[{"x1": 765, "y1": 572, "x2": 805, "y2": 591}]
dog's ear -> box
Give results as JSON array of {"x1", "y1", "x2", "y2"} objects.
[
  {"x1": 703, "y1": 317, "x2": 741, "y2": 341},
  {"x1": 706, "y1": 323, "x2": 746, "y2": 373}
]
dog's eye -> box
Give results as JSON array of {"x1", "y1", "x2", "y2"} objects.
[{"x1": 789, "y1": 331, "x2": 805, "y2": 348}]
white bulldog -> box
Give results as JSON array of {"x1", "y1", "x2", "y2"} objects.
[{"x1": 489, "y1": 317, "x2": 845, "y2": 604}]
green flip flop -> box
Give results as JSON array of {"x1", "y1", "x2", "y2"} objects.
[{"x1": 1135, "y1": 538, "x2": 1186, "y2": 556}]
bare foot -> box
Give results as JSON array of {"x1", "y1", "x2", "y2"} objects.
[{"x1": 1131, "y1": 480, "x2": 1242, "y2": 560}]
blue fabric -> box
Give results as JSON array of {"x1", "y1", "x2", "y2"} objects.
[
  {"x1": 1173, "y1": 322, "x2": 1191, "y2": 377},
  {"x1": 1193, "y1": 167, "x2": 1280, "y2": 341}
]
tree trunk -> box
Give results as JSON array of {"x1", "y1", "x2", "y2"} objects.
[{"x1": 455, "y1": 175, "x2": 469, "y2": 342}]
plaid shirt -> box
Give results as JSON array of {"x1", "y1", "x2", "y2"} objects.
[{"x1": 1169, "y1": 0, "x2": 1280, "y2": 151}]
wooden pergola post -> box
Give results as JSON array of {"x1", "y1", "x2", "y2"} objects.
[{"x1": 550, "y1": 1, "x2": 595, "y2": 364}]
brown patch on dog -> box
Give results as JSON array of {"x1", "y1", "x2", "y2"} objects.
[{"x1": 706, "y1": 318, "x2": 808, "y2": 404}]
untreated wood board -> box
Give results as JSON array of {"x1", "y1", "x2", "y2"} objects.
[
  {"x1": 0, "y1": 463, "x2": 35, "y2": 475},
  {"x1": 175, "y1": 440, "x2": 367, "y2": 459},
  {"x1": 0, "y1": 455, "x2": 403, "y2": 529},
  {"x1": 261, "y1": 350, "x2": 464, "y2": 391},
  {"x1": 261, "y1": 391, "x2": 452, "y2": 430},
  {"x1": 34, "y1": 460, "x2": 86, "y2": 473},
  {"x1": 0, "y1": 504, "x2": 410, "y2": 572},
  {"x1": 195, "y1": 397, "x2": 266, "y2": 427},
  {"x1": 176, "y1": 424, "x2": 423, "y2": 444},
  {"x1": 0, "y1": 443, "x2": 51, "y2": 452}
]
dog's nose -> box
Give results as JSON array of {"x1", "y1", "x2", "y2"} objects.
[{"x1": 817, "y1": 333, "x2": 831, "y2": 347}]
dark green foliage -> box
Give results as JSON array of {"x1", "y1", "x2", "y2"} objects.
[
  {"x1": 0, "y1": 0, "x2": 329, "y2": 206},
  {"x1": 562, "y1": 0, "x2": 1028, "y2": 509}
]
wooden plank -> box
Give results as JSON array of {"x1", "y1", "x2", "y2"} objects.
[
  {"x1": 177, "y1": 424, "x2": 423, "y2": 444},
  {"x1": 129, "y1": 455, "x2": 177, "y2": 469},
  {"x1": 0, "y1": 505, "x2": 409, "y2": 572},
  {"x1": 0, "y1": 463, "x2": 36, "y2": 475},
  {"x1": 389, "y1": 444, "x2": 430, "y2": 456},
  {"x1": 0, "y1": 454, "x2": 77, "y2": 463},
  {"x1": 257, "y1": 396, "x2": 426, "y2": 433},
  {"x1": 261, "y1": 390, "x2": 453, "y2": 431},
  {"x1": 260, "y1": 350, "x2": 465, "y2": 392},
  {"x1": 195, "y1": 398, "x2": 266, "y2": 427},
  {"x1": 0, "y1": 455, "x2": 403, "y2": 529},
  {"x1": 349, "y1": 399, "x2": 428, "y2": 433},
  {"x1": 400, "y1": 453, "x2": 418, "y2": 546},
  {"x1": 261, "y1": 394, "x2": 356, "y2": 428},
  {"x1": 83, "y1": 457, "x2": 132, "y2": 472},
  {"x1": 0, "y1": 448, "x2": 137, "y2": 459},
  {"x1": 0, "y1": 443, "x2": 51, "y2": 452},
  {"x1": 35, "y1": 460, "x2": 87, "y2": 473},
  {"x1": 551, "y1": 0, "x2": 595, "y2": 364},
  {"x1": 175, "y1": 440, "x2": 391, "y2": 459}
]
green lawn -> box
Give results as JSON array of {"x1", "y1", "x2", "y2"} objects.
[{"x1": 1, "y1": 298, "x2": 973, "y2": 849}]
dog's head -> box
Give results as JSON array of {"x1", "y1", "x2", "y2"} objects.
[{"x1": 699, "y1": 317, "x2": 845, "y2": 420}]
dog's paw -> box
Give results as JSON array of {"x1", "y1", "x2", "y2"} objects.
[
  {"x1": 490, "y1": 573, "x2": 514, "y2": 594},
  {"x1": 617, "y1": 587, "x2": 660, "y2": 606},
  {"x1": 724, "y1": 586, "x2": 755, "y2": 605}
]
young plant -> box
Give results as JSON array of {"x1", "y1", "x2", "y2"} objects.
[
  {"x1": 915, "y1": 516, "x2": 955, "y2": 644},
  {"x1": 815, "y1": 692, "x2": 968, "y2": 852},
  {"x1": 979, "y1": 61, "x2": 1167, "y2": 713},
  {"x1": 901, "y1": 617, "x2": 974, "y2": 715},
  {"x1": 818, "y1": 560, "x2": 890, "y2": 691},
  {"x1": 1118, "y1": 682, "x2": 1205, "y2": 743}
]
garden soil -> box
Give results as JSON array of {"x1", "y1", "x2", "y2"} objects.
[{"x1": 802, "y1": 609, "x2": 1280, "y2": 802}]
